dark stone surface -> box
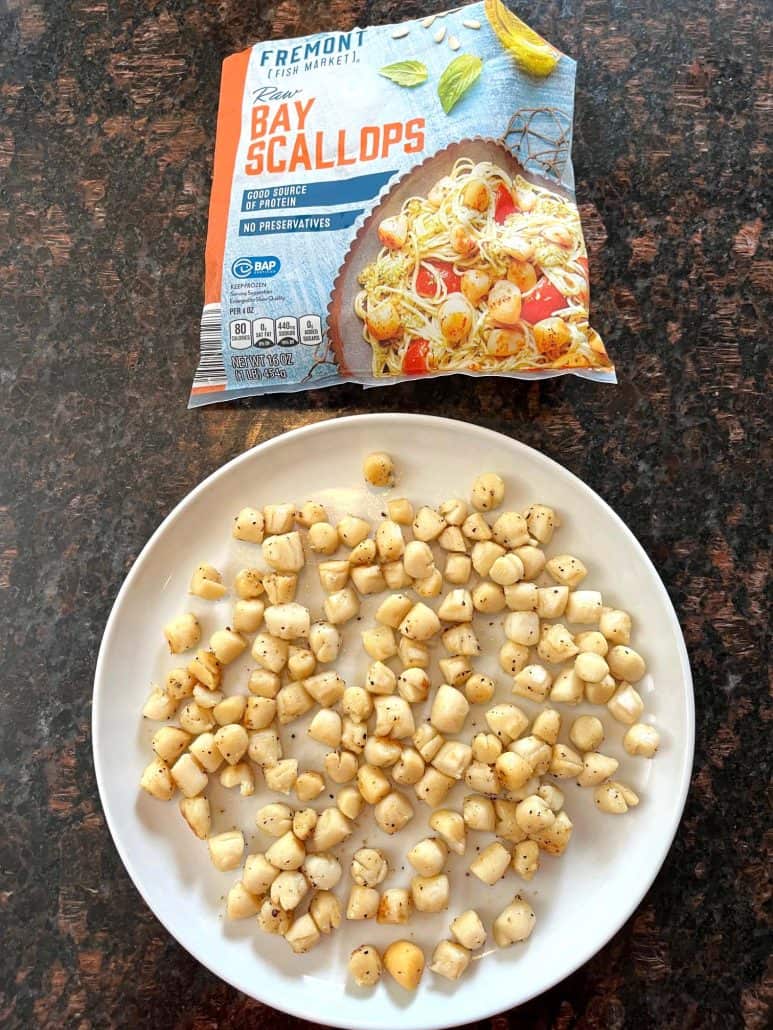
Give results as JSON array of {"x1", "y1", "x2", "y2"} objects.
[{"x1": 0, "y1": 1, "x2": 770, "y2": 1027}]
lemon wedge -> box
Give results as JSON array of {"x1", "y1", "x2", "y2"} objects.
[{"x1": 484, "y1": 0, "x2": 561, "y2": 78}]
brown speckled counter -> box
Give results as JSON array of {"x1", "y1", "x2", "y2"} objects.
[{"x1": 0, "y1": 1, "x2": 770, "y2": 1027}]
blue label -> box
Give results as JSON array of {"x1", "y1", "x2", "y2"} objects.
[
  {"x1": 231, "y1": 256, "x2": 282, "y2": 279},
  {"x1": 238, "y1": 210, "x2": 364, "y2": 237},
  {"x1": 240, "y1": 170, "x2": 397, "y2": 212}
]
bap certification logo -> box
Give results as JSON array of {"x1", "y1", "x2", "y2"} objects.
[{"x1": 231, "y1": 256, "x2": 281, "y2": 279}]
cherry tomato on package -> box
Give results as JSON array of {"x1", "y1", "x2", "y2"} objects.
[
  {"x1": 402, "y1": 337, "x2": 430, "y2": 375},
  {"x1": 416, "y1": 261, "x2": 461, "y2": 298},
  {"x1": 493, "y1": 183, "x2": 517, "y2": 223},
  {"x1": 520, "y1": 278, "x2": 567, "y2": 324}
]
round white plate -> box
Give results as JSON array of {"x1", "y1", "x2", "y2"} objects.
[{"x1": 93, "y1": 413, "x2": 694, "y2": 1029}]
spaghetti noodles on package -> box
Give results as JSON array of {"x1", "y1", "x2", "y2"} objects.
[{"x1": 191, "y1": 0, "x2": 614, "y2": 406}]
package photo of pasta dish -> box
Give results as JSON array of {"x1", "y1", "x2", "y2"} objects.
[{"x1": 192, "y1": 1, "x2": 615, "y2": 406}]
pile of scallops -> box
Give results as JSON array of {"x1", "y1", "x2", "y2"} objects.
[{"x1": 139, "y1": 450, "x2": 659, "y2": 992}]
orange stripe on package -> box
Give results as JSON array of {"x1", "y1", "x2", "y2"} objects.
[{"x1": 190, "y1": 1, "x2": 615, "y2": 406}]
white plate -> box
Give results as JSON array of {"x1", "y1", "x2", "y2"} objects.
[{"x1": 93, "y1": 413, "x2": 694, "y2": 1030}]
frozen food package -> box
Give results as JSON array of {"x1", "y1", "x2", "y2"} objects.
[{"x1": 190, "y1": 0, "x2": 615, "y2": 406}]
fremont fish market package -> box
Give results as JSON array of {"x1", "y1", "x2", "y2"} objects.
[{"x1": 190, "y1": 1, "x2": 615, "y2": 406}]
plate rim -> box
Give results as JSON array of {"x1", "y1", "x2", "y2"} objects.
[{"x1": 92, "y1": 412, "x2": 695, "y2": 1029}]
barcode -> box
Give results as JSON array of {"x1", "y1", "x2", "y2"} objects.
[{"x1": 193, "y1": 304, "x2": 227, "y2": 388}]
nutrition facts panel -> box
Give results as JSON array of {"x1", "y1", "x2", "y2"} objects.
[{"x1": 229, "y1": 315, "x2": 323, "y2": 350}]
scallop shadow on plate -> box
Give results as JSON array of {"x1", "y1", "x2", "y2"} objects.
[{"x1": 134, "y1": 793, "x2": 200, "y2": 890}]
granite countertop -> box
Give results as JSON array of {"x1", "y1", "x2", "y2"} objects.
[{"x1": 0, "y1": 0, "x2": 769, "y2": 1027}]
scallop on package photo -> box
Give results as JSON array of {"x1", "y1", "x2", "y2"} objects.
[{"x1": 191, "y1": 1, "x2": 614, "y2": 406}]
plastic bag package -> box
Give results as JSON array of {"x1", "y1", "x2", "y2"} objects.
[{"x1": 190, "y1": 0, "x2": 615, "y2": 406}]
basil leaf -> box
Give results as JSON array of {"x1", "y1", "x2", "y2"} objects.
[
  {"x1": 437, "y1": 54, "x2": 484, "y2": 114},
  {"x1": 379, "y1": 60, "x2": 428, "y2": 87}
]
